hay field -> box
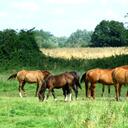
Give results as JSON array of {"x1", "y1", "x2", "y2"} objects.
[{"x1": 41, "y1": 47, "x2": 128, "y2": 59}]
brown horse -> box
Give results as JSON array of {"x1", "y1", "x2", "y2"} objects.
[
  {"x1": 8, "y1": 70, "x2": 51, "y2": 98},
  {"x1": 38, "y1": 71, "x2": 81, "y2": 101},
  {"x1": 81, "y1": 65, "x2": 128, "y2": 99},
  {"x1": 81, "y1": 68, "x2": 114, "y2": 99},
  {"x1": 112, "y1": 67, "x2": 128, "y2": 101}
]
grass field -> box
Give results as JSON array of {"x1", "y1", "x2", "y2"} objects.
[
  {"x1": 0, "y1": 72, "x2": 128, "y2": 128},
  {"x1": 1, "y1": 97, "x2": 128, "y2": 128},
  {"x1": 1, "y1": 47, "x2": 128, "y2": 128}
]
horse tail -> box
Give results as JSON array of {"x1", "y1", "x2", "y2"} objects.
[
  {"x1": 81, "y1": 72, "x2": 89, "y2": 97},
  {"x1": 126, "y1": 90, "x2": 128, "y2": 97},
  {"x1": 85, "y1": 79, "x2": 89, "y2": 97},
  {"x1": 76, "y1": 78, "x2": 82, "y2": 89},
  {"x1": 8, "y1": 73, "x2": 17, "y2": 80},
  {"x1": 80, "y1": 72, "x2": 86, "y2": 83},
  {"x1": 73, "y1": 72, "x2": 82, "y2": 89},
  {"x1": 68, "y1": 71, "x2": 82, "y2": 89}
]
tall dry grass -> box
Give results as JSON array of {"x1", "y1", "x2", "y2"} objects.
[{"x1": 41, "y1": 47, "x2": 128, "y2": 59}]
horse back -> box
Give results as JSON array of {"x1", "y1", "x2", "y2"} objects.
[
  {"x1": 112, "y1": 67, "x2": 128, "y2": 84},
  {"x1": 46, "y1": 72, "x2": 76, "y2": 89},
  {"x1": 47, "y1": 74, "x2": 67, "y2": 88},
  {"x1": 17, "y1": 70, "x2": 43, "y2": 83},
  {"x1": 17, "y1": 70, "x2": 28, "y2": 81},
  {"x1": 86, "y1": 68, "x2": 113, "y2": 84},
  {"x1": 99, "y1": 69, "x2": 113, "y2": 84},
  {"x1": 86, "y1": 69, "x2": 101, "y2": 82}
]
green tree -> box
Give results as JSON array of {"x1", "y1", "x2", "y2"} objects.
[
  {"x1": 0, "y1": 29, "x2": 18, "y2": 59},
  {"x1": 65, "y1": 29, "x2": 92, "y2": 47},
  {"x1": 57, "y1": 36, "x2": 67, "y2": 47},
  {"x1": 0, "y1": 29, "x2": 43, "y2": 67},
  {"x1": 91, "y1": 20, "x2": 127, "y2": 47},
  {"x1": 34, "y1": 30, "x2": 58, "y2": 48}
]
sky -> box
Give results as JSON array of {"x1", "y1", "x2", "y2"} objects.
[{"x1": 0, "y1": 0, "x2": 128, "y2": 37}]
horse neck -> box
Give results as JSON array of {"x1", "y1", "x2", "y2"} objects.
[{"x1": 45, "y1": 74, "x2": 53, "y2": 82}]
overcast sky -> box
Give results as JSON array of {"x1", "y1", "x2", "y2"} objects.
[{"x1": 0, "y1": 0, "x2": 128, "y2": 36}]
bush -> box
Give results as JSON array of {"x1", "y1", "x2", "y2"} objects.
[{"x1": 0, "y1": 29, "x2": 44, "y2": 68}]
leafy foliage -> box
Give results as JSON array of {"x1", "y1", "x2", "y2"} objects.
[
  {"x1": 34, "y1": 29, "x2": 92, "y2": 48},
  {"x1": 0, "y1": 29, "x2": 43, "y2": 67},
  {"x1": 64, "y1": 29, "x2": 92, "y2": 47},
  {"x1": 91, "y1": 20, "x2": 128, "y2": 47},
  {"x1": 34, "y1": 30, "x2": 59, "y2": 48}
]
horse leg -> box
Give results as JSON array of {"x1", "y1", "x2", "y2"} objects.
[
  {"x1": 21, "y1": 82, "x2": 26, "y2": 96},
  {"x1": 19, "y1": 81, "x2": 23, "y2": 98},
  {"x1": 101, "y1": 84, "x2": 105, "y2": 97},
  {"x1": 69, "y1": 90, "x2": 72, "y2": 102},
  {"x1": 90, "y1": 83, "x2": 96, "y2": 99},
  {"x1": 51, "y1": 89, "x2": 57, "y2": 101},
  {"x1": 37, "y1": 82, "x2": 46, "y2": 101},
  {"x1": 85, "y1": 80, "x2": 90, "y2": 98},
  {"x1": 62, "y1": 87, "x2": 67, "y2": 101},
  {"x1": 108, "y1": 85, "x2": 110, "y2": 97},
  {"x1": 35, "y1": 84, "x2": 39, "y2": 97},
  {"x1": 119, "y1": 84, "x2": 122, "y2": 99},
  {"x1": 65, "y1": 84, "x2": 72, "y2": 101},
  {"x1": 67, "y1": 86, "x2": 72, "y2": 102},
  {"x1": 72, "y1": 84, "x2": 78, "y2": 100},
  {"x1": 46, "y1": 88, "x2": 52, "y2": 100},
  {"x1": 114, "y1": 83, "x2": 119, "y2": 101}
]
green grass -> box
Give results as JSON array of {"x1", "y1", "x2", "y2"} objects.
[
  {"x1": 0, "y1": 97, "x2": 128, "y2": 128},
  {"x1": 0, "y1": 73, "x2": 128, "y2": 128}
]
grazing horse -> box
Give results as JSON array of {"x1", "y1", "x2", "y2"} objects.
[
  {"x1": 81, "y1": 65, "x2": 128, "y2": 99},
  {"x1": 112, "y1": 67, "x2": 128, "y2": 101},
  {"x1": 38, "y1": 71, "x2": 81, "y2": 101},
  {"x1": 81, "y1": 68, "x2": 114, "y2": 99},
  {"x1": 63, "y1": 71, "x2": 81, "y2": 100},
  {"x1": 8, "y1": 70, "x2": 51, "y2": 98}
]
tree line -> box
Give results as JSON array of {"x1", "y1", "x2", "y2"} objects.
[
  {"x1": 0, "y1": 20, "x2": 128, "y2": 60},
  {"x1": 34, "y1": 29, "x2": 93, "y2": 48},
  {"x1": 0, "y1": 19, "x2": 128, "y2": 69},
  {"x1": 35, "y1": 20, "x2": 128, "y2": 48}
]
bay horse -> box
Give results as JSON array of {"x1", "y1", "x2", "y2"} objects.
[
  {"x1": 112, "y1": 67, "x2": 128, "y2": 101},
  {"x1": 38, "y1": 71, "x2": 81, "y2": 101},
  {"x1": 8, "y1": 70, "x2": 51, "y2": 98},
  {"x1": 81, "y1": 65, "x2": 128, "y2": 99},
  {"x1": 81, "y1": 68, "x2": 114, "y2": 99},
  {"x1": 63, "y1": 71, "x2": 81, "y2": 100}
]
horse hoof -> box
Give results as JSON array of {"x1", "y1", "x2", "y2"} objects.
[
  {"x1": 64, "y1": 99, "x2": 68, "y2": 102},
  {"x1": 54, "y1": 98, "x2": 57, "y2": 101},
  {"x1": 19, "y1": 92, "x2": 23, "y2": 98}
]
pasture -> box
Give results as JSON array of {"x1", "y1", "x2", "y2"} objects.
[
  {"x1": 0, "y1": 72, "x2": 128, "y2": 128},
  {"x1": 0, "y1": 47, "x2": 128, "y2": 128}
]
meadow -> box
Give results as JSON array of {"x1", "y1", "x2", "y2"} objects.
[
  {"x1": 0, "y1": 74, "x2": 128, "y2": 128},
  {"x1": 0, "y1": 47, "x2": 128, "y2": 128}
]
